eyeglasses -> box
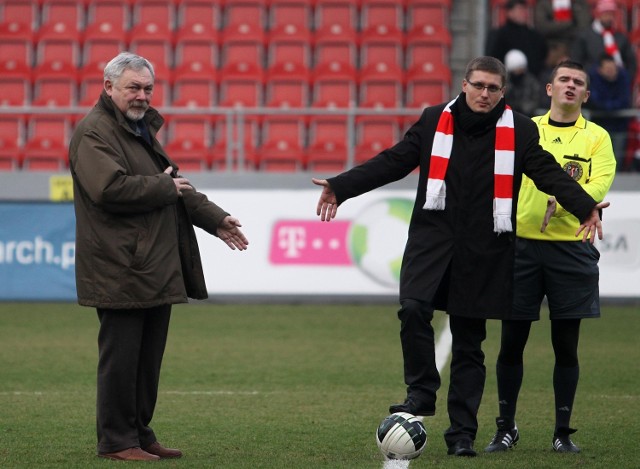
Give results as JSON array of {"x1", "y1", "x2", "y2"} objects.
[{"x1": 466, "y1": 80, "x2": 503, "y2": 94}]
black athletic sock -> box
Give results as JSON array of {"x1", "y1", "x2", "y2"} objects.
[
  {"x1": 554, "y1": 365, "x2": 579, "y2": 431},
  {"x1": 496, "y1": 361, "x2": 523, "y2": 424}
]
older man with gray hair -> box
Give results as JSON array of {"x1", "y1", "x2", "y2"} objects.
[{"x1": 69, "y1": 52, "x2": 249, "y2": 461}]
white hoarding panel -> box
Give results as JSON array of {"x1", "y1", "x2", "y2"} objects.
[{"x1": 198, "y1": 189, "x2": 640, "y2": 298}]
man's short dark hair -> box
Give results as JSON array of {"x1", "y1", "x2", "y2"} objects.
[
  {"x1": 549, "y1": 60, "x2": 590, "y2": 88},
  {"x1": 465, "y1": 56, "x2": 507, "y2": 87}
]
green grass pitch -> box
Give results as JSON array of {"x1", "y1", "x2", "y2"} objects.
[{"x1": 0, "y1": 302, "x2": 638, "y2": 468}]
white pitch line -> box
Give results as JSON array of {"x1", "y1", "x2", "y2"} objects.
[
  {"x1": 382, "y1": 317, "x2": 452, "y2": 469},
  {"x1": 0, "y1": 390, "x2": 263, "y2": 396},
  {"x1": 164, "y1": 390, "x2": 261, "y2": 396},
  {"x1": 435, "y1": 316, "x2": 452, "y2": 374},
  {"x1": 382, "y1": 460, "x2": 412, "y2": 469}
]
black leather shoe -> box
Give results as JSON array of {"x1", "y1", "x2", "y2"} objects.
[
  {"x1": 447, "y1": 439, "x2": 477, "y2": 457},
  {"x1": 389, "y1": 397, "x2": 435, "y2": 416}
]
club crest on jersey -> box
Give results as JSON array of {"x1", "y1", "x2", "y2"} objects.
[{"x1": 563, "y1": 161, "x2": 583, "y2": 180}]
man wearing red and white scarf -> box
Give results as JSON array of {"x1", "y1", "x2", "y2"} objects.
[
  {"x1": 570, "y1": 0, "x2": 637, "y2": 80},
  {"x1": 312, "y1": 57, "x2": 608, "y2": 457},
  {"x1": 534, "y1": 0, "x2": 591, "y2": 62}
]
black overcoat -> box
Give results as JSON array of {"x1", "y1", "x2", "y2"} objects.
[{"x1": 328, "y1": 102, "x2": 597, "y2": 319}]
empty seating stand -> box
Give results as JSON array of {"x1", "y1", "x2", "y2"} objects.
[{"x1": 0, "y1": 0, "x2": 459, "y2": 172}]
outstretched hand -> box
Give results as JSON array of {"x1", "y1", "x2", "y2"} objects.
[
  {"x1": 216, "y1": 216, "x2": 249, "y2": 250},
  {"x1": 576, "y1": 201, "x2": 610, "y2": 244},
  {"x1": 312, "y1": 178, "x2": 338, "y2": 222}
]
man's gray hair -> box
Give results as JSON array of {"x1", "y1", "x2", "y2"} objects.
[{"x1": 103, "y1": 52, "x2": 155, "y2": 83}]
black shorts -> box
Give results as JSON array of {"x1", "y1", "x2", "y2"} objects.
[{"x1": 512, "y1": 238, "x2": 600, "y2": 321}]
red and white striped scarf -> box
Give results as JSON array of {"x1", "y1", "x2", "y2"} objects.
[
  {"x1": 424, "y1": 97, "x2": 516, "y2": 233},
  {"x1": 593, "y1": 19, "x2": 624, "y2": 68},
  {"x1": 552, "y1": 0, "x2": 572, "y2": 22}
]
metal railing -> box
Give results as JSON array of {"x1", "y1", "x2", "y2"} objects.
[{"x1": 3, "y1": 105, "x2": 640, "y2": 171}]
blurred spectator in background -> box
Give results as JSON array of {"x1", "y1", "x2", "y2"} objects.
[
  {"x1": 537, "y1": 51, "x2": 572, "y2": 110},
  {"x1": 586, "y1": 53, "x2": 632, "y2": 169},
  {"x1": 624, "y1": 95, "x2": 640, "y2": 172},
  {"x1": 534, "y1": 0, "x2": 592, "y2": 73},
  {"x1": 486, "y1": 0, "x2": 548, "y2": 77},
  {"x1": 570, "y1": 0, "x2": 637, "y2": 81},
  {"x1": 504, "y1": 49, "x2": 542, "y2": 117}
]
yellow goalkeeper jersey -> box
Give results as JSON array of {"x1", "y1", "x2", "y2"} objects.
[{"x1": 517, "y1": 112, "x2": 616, "y2": 241}]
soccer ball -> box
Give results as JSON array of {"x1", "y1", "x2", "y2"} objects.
[
  {"x1": 348, "y1": 198, "x2": 413, "y2": 288},
  {"x1": 375, "y1": 412, "x2": 427, "y2": 460}
]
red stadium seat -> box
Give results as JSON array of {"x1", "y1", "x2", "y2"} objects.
[
  {"x1": 359, "y1": 24, "x2": 405, "y2": 69},
  {"x1": 354, "y1": 136, "x2": 395, "y2": 165},
  {"x1": 310, "y1": 61, "x2": 357, "y2": 108},
  {"x1": 305, "y1": 106, "x2": 350, "y2": 171},
  {"x1": 165, "y1": 137, "x2": 211, "y2": 171},
  {"x1": 0, "y1": 114, "x2": 25, "y2": 145},
  {"x1": 266, "y1": 23, "x2": 312, "y2": 68},
  {"x1": 256, "y1": 117, "x2": 306, "y2": 171},
  {"x1": 406, "y1": 0, "x2": 452, "y2": 30},
  {"x1": 166, "y1": 113, "x2": 213, "y2": 147},
  {"x1": 313, "y1": 24, "x2": 358, "y2": 69},
  {"x1": 0, "y1": 114, "x2": 25, "y2": 170},
  {"x1": 210, "y1": 115, "x2": 260, "y2": 169},
  {"x1": 77, "y1": 61, "x2": 105, "y2": 106},
  {"x1": 21, "y1": 136, "x2": 68, "y2": 171},
  {"x1": 256, "y1": 140, "x2": 305, "y2": 171},
  {"x1": 0, "y1": 59, "x2": 31, "y2": 106},
  {"x1": 82, "y1": 21, "x2": 127, "y2": 69},
  {"x1": 223, "y1": 0, "x2": 267, "y2": 29},
  {"x1": 86, "y1": 0, "x2": 132, "y2": 31},
  {"x1": 355, "y1": 62, "x2": 403, "y2": 165},
  {"x1": 35, "y1": 22, "x2": 82, "y2": 67},
  {"x1": 405, "y1": 24, "x2": 452, "y2": 69},
  {"x1": 219, "y1": 22, "x2": 265, "y2": 69},
  {"x1": 305, "y1": 139, "x2": 348, "y2": 172},
  {"x1": 356, "y1": 113, "x2": 401, "y2": 141},
  {"x1": 405, "y1": 62, "x2": 452, "y2": 109},
  {"x1": 264, "y1": 61, "x2": 311, "y2": 108},
  {"x1": 132, "y1": 0, "x2": 177, "y2": 30},
  {"x1": 150, "y1": 65, "x2": 172, "y2": 108},
  {"x1": 314, "y1": 0, "x2": 359, "y2": 31},
  {"x1": 0, "y1": 21, "x2": 33, "y2": 65},
  {"x1": 174, "y1": 23, "x2": 219, "y2": 67},
  {"x1": 267, "y1": 0, "x2": 313, "y2": 30},
  {"x1": 360, "y1": 0, "x2": 405, "y2": 30},
  {"x1": 26, "y1": 112, "x2": 74, "y2": 144},
  {"x1": 0, "y1": 137, "x2": 20, "y2": 169},
  {"x1": 358, "y1": 62, "x2": 404, "y2": 109},
  {"x1": 218, "y1": 61, "x2": 265, "y2": 107},
  {"x1": 40, "y1": 0, "x2": 86, "y2": 32},
  {"x1": 171, "y1": 61, "x2": 218, "y2": 108},
  {"x1": 31, "y1": 61, "x2": 78, "y2": 106},
  {"x1": 0, "y1": 0, "x2": 39, "y2": 30},
  {"x1": 177, "y1": 0, "x2": 221, "y2": 30},
  {"x1": 128, "y1": 22, "x2": 175, "y2": 70}
]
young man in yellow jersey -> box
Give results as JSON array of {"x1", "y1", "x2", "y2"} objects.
[{"x1": 486, "y1": 60, "x2": 616, "y2": 454}]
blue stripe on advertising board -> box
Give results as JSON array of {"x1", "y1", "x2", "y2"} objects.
[{"x1": 0, "y1": 203, "x2": 76, "y2": 301}]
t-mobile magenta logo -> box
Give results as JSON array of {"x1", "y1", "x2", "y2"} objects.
[{"x1": 269, "y1": 221, "x2": 352, "y2": 265}]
